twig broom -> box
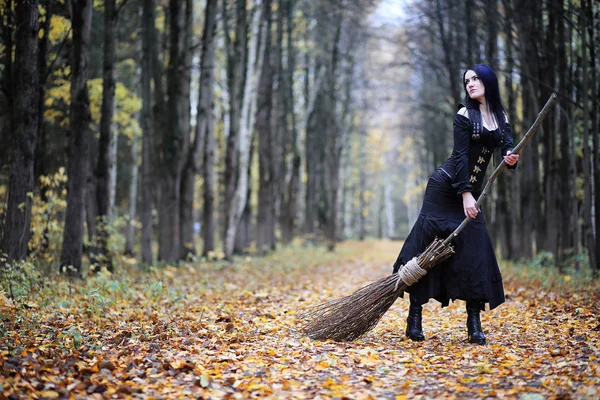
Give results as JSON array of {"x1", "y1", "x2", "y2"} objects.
[{"x1": 298, "y1": 94, "x2": 557, "y2": 342}]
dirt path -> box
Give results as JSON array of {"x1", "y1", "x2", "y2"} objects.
[{"x1": 1, "y1": 240, "x2": 598, "y2": 399}]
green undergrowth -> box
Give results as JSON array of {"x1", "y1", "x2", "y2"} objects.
[
  {"x1": 500, "y1": 256, "x2": 600, "y2": 293},
  {"x1": 2, "y1": 239, "x2": 597, "y2": 322},
  {"x1": 0, "y1": 240, "x2": 361, "y2": 317}
]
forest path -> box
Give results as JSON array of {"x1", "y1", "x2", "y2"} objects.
[{"x1": 1, "y1": 240, "x2": 598, "y2": 399}]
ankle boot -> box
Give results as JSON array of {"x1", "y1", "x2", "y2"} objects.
[
  {"x1": 406, "y1": 304, "x2": 425, "y2": 341},
  {"x1": 466, "y1": 301, "x2": 486, "y2": 344}
]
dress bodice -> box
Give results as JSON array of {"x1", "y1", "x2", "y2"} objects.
[{"x1": 441, "y1": 113, "x2": 515, "y2": 195}]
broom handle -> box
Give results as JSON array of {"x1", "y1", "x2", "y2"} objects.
[{"x1": 442, "y1": 93, "x2": 557, "y2": 247}]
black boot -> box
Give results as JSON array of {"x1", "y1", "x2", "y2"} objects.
[
  {"x1": 466, "y1": 301, "x2": 486, "y2": 344},
  {"x1": 406, "y1": 303, "x2": 425, "y2": 341}
]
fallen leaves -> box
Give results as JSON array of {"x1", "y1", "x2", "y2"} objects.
[{"x1": 0, "y1": 240, "x2": 599, "y2": 399}]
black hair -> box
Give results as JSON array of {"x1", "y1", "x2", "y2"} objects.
[{"x1": 462, "y1": 64, "x2": 506, "y2": 132}]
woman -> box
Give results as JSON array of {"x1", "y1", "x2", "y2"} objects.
[{"x1": 393, "y1": 64, "x2": 519, "y2": 344}]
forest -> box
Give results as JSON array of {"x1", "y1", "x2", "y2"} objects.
[
  {"x1": 1, "y1": 0, "x2": 599, "y2": 274},
  {"x1": 0, "y1": 0, "x2": 599, "y2": 398}
]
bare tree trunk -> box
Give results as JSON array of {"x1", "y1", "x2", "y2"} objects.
[
  {"x1": 181, "y1": 0, "x2": 218, "y2": 257},
  {"x1": 464, "y1": 0, "x2": 475, "y2": 65},
  {"x1": 234, "y1": 138, "x2": 254, "y2": 254},
  {"x1": 94, "y1": 0, "x2": 117, "y2": 271},
  {"x1": 201, "y1": 98, "x2": 217, "y2": 256},
  {"x1": 140, "y1": 0, "x2": 155, "y2": 264},
  {"x1": 256, "y1": 0, "x2": 276, "y2": 253},
  {"x1": 60, "y1": 0, "x2": 93, "y2": 274},
  {"x1": 223, "y1": 0, "x2": 247, "y2": 248},
  {"x1": 158, "y1": 0, "x2": 185, "y2": 262},
  {"x1": 325, "y1": 11, "x2": 343, "y2": 251},
  {"x1": 500, "y1": 0, "x2": 515, "y2": 260},
  {"x1": 587, "y1": 0, "x2": 600, "y2": 274},
  {"x1": 434, "y1": 0, "x2": 460, "y2": 104},
  {"x1": 581, "y1": 0, "x2": 597, "y2": 271},
  {"x1": 0, "y1": 0, "x2": 40, "y2": 263},
  {"x1": 125, "y1": 134, "x2": 139, "y2": 256},
  {"x1": 34, "y1": 1, "x2": 51, "y2": 203},
  {"x1": 279, "y1": 0, "x2": 300, "y2": 244},
  {"x1": 224, "y1": 0, "x2": 262, "y2": 258},
  {"x1": 485, "y1": 0, "x2": 498, "y2": 66},
  {"x1": 179, "y1": 0, "x2": 196, "y2": 258},
  {"x1": 125, "y1": 40, "x2": 143, "y2": 256},
  {"x1": 555, "y1": 0, "x2": 572, "y2": 266},
  {"x1": 384, "y1": 170, "x2": 395, "y2": 238},
  {"x1": 358, "y1": 131, "x2": 367, "y2": 241}
]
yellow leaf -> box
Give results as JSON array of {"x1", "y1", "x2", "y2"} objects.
[
  {"x1": 200, "y1": 374, "x2": 210, "y2": 388},
  {"x1": 170, "y1": 359, "x2": 186, "y2": 370}
]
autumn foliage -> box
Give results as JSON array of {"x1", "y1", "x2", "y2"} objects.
[{"x1": 1, "y1": 241, "x2": 598, "y2": 399}]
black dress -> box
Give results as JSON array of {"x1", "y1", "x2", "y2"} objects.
[{"x1": 392, "y1": 108, "x2": 515, "y2": 311}]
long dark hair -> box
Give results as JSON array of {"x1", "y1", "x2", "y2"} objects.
[{"x1": 462, "y1": 64, "x2": 506, "y2": 133}]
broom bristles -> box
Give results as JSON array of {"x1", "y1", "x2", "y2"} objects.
[{"x1": 298, "y1": 238, "x2": 454, "y2": 341}]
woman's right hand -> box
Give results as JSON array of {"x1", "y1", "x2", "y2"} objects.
[{"x1": 462, "y1": 192, "x2": 480, "y2": 219}]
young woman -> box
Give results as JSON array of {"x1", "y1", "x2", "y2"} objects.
[{"x1": 392, "y1": 64, "x2": 519, "y2": 344}]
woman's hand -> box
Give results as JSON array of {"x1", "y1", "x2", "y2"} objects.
[
  {"x1": 462, "y1": 192, "x2": 480, "y2": 219},
  {"x1": 504, "y1": 150, "x2": 519, "y2": 166}
]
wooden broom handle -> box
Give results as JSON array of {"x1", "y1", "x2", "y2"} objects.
[{"x1": 442, "y1": 93, "x2": 558, "y2": 247}]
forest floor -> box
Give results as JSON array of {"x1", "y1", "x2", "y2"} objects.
[{"x1": 1, "y1": 240, "x2": 599, "y2": 399}]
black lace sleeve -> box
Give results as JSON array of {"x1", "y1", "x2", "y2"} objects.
[
  {"x1": 452, "y1": 114, "x2": 473, "y2": 195},
  {"x1": 502, "y1": 122, "x2": 517, "y2": 170}
]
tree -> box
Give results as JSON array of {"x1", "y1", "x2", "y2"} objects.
[
  {"x1": 180, "y1": 0, "x2": 218, "y2": 258},
  {"x1": 223, "y1": 0, "x2": 262, "y2": 258},
  {"x1": 139, "y1": 0, "x2": 155, "y2": 264},
  {"x1": 158, "y1": 0, "x2": 186, "y2": 262},
  {"x1": 94, "y1": 0, "x2": 117, "y2": 271},
  {"x1": 0, "y1": 0, "x2": 40, "y2": 262},
  {"x1": 256, "y1": 0, "x2": 276, "y2": 253},
  {"x1": 60, "y1": 0, "x2": 93, "y2": 273}
]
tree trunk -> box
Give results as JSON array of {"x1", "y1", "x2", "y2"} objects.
[
  {"x1": 223, "y1": 0, "x2": 247, "y2": 249},
  {"x1": 181, "y1": 0, "x2": 218, "y2": 258},
  {"x1": 125, "y1": 134, "x2": 139, "y2": 256},
  {"x1": 279, "y1": 0, "x2": 300, "y2": 244},
  {"x1": 500, "y1": 0, "x2": 515, "y2": 260},
  {"x1": 358, "y1": 131, "x2": 367, "y2": 241},
  {"x1": 34, "y1": 1, "x2": 51, "y2": 201},
  {"x1": 581, "y1": 0, "x2": 597, "y2": 271},
  {"x1": 94, "y1": 0, "x2": 117, "y2": 271},
  {"x1": 485, "y1": 0, "x2": 498, "y2": 67},
  {"x1": 587, "y1": 0, "x2": 600, "y2": 274},
  {"x1": 158, "y1": 0, "x2": 185, "y2": 262},
  {"x1": 256, "y1": 0, "x2": 276, "y2": 253},
  {"x1": 0, "y1": 0, "x2": 40, "y2": 263},
  {"x1": 384, "y1": 170, "x2": 395, "y2": 238},
  {"x1": 125, "y1": 39, "x2": 143, "y2": 256},
  {"x1": 224, "y1": 0, "x2": 261, "y2": 258},
  {"x1": 234, "y1": 138, "x2": 254, "y2": 254},
  {"x1": 140, "y1": 0, "x2": 155, "y2": 264},
  {"x1": 60, "y1": 0, "x2": 93, "y2": 274},
  {"x1": 464, "y1": 0, "x2": 475, "y2": 65},
  {"x1": 201, "y1": 98, "x2": 217, "y2": 256},
  {"x1": 325, "y1": 11, "x2": 343, "y2": 251},
  {"x1": 556, "y1": 0, "x2": 571, "y2": 266},
  {"x1": 434, "y1": 0, "x2": 460, "y2": 105},
  {"x1": 179, "y1": 0, "x2": 196, "y2": 258}
]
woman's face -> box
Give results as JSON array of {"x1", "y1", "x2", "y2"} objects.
[{"x1": 464, "y1": 70, "x2": 485, "y2": 102}]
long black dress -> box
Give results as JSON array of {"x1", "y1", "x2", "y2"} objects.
[{"x1": 392, "y1": 107, "x2": 515, "y2": 311}]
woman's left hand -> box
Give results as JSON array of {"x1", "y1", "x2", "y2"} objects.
[{"x1": 504, "y1": 150, "x2": 519, "y2": 166}]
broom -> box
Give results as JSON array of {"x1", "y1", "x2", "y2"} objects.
[{"x1": 298, "y1": 94, "x2": 557, "y2": 342}]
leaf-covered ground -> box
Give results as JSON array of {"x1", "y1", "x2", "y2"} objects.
[{"x1": 1, "y1": 240, "x2": 599, "y2": 399}]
